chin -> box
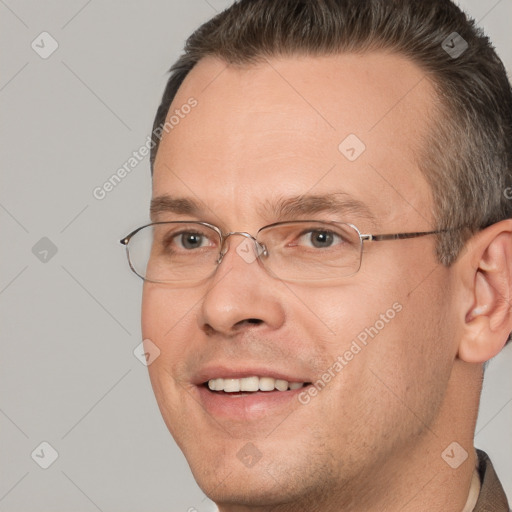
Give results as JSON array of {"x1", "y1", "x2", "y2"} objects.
[{"x1": 190, "y1": 462, "x2": 304, "y2": 507}]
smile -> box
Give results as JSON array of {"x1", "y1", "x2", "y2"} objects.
[{"x1": 206, "y1": 376, "x2": 307, "y2": 392}]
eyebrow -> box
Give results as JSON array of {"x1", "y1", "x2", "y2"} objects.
[
  {"x1": 150, "y1": 196, "x2": 201, "y2": 219},
  {"x1": 150, "y1": 192, "x2": 376, "y2": 226},
  {"x1": 260, "y1": 193, "x2": 376, "y2": 224}
]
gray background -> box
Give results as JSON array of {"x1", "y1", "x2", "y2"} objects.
[{"x1": 1, "y1": 1, "x2": 511, "y2": 510}]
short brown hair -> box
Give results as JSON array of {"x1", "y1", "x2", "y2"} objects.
[{"x1": 150, "y1": 0, "x2": 512, "y2": 265}]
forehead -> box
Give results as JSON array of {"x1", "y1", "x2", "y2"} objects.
[{"x1": 153, "y1": 52, "x2": 437, "y2": 230}]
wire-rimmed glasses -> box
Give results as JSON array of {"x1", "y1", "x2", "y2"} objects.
[{"x1": 120, "y1": 220, "x2": 444, "y2": 285}]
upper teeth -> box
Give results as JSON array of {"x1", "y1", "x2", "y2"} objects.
[{"x1": 207, "y1": 377, "x2": 305, "y2": 392}]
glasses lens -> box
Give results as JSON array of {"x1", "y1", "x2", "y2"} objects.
[
  {"x1": 127, "y1": 222, "x2": 221, "y2": 283},
  {"x1": 258, "y1": 221, "x2": 362, "y2": 282}
]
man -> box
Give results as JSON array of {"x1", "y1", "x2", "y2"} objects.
[{"x1": 121, "y1": 0, "x2": 512, "y2": 509}]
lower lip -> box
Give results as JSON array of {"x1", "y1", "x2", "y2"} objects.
[{"x1": 196, "y1": 385, "x2": 310, "y2": 421}]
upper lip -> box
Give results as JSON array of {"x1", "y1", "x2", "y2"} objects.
[{"x1": 193, "y1": 365, "x2": 312, "y2": 385}]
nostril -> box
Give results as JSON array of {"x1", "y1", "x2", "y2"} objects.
[{"x1": 236, "y1": 318, "x2": 263, "y2": 327}]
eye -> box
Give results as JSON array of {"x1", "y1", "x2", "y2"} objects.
[
  {"x1": 174, "y1": 231, "x2": 212, "y2": 250},
  {"x1": 297, "y1": 229, "x2": 343, "y2": 249}
]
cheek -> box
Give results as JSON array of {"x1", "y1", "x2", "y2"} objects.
[
  {"x1": 291, "y1": 266, "x2": 455, "y2": 423},
  {"x1": 356, "y1": 266, "x2": 456, "y2": 426},
  {"x1": 142, "y1": 284, "x2": 197, "y2": 346},
  {"x1": 285, "y1": 279, "x2": 402, "y2": 350},
  {"x1": 141, "y1": 284, "x2": 199, "y2": 391},
  {"x1": 141, "y1": 284, "x2": 203, "y2": 438}
]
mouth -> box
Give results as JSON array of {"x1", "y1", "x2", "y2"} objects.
[
  {"x1": 205, "y1": 376, "x2": 310, "y2": 394},
  {"x1": 195, "y1": 371, "x2": 313, "y2": 421}
]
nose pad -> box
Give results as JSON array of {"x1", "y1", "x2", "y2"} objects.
[{"x1": 216, "y1": 236, "x2": 235, "y2": 265}]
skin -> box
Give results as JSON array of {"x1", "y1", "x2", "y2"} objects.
[{"x1": 142, "y1": 53, "x2": 512, "y2": 510}]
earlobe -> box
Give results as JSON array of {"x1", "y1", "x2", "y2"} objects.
[{"x1": 458, "y1": 222, "x2": 512, "y2": 363}]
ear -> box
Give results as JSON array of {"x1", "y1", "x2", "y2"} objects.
[{"x1": 458, "y1": 220, "x2": 512, "y2": 363}]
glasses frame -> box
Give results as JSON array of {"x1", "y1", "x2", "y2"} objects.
[{"x1": 120, "y1": 220, "x2": 448, "y2": 284}]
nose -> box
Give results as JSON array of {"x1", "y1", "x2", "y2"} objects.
[{"x1": 199, "y1": 233, "x2": 285, "y2": 336}]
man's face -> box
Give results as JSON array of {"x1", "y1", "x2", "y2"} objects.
[{"x1": 143, "y1": 53, "x2": 461, "y2": 506}]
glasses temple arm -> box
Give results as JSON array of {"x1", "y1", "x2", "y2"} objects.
[{"x1": 361, "y1": 229, "x2": 450, "y2": 242}]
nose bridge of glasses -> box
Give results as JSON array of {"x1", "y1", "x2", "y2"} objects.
[{"x1": 217, "y1": 231, "x2": 264, "y2": 263}]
